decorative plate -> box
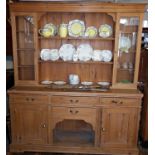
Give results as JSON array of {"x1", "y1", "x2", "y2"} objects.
[
  {"x1": 99, "y1": 24, "x2": 112, "y2": 38},
  {"x1": 50, "y1": 49, "x2": 59, "y2": 61},
  {"x1": 68, "y1": 20, "x2": 85, "y2": 37},
  {"x1": 41, "y1": 80, "x2": 53, "y2": 85},
  {"x1": 84, "y1": 26, "x2": 97, "y2": 38},
  {"x1": 44, "y1": 23, "x2": 57, "y2": 36},
  {"x1": 59, "y1": 44, "x2": 76, "y2": 61},
  {"x1": 40, "y1": 49, "x2": 51, "y2": 61},
  {"x1": 81, "y1": 81, "x2": 93, "y2": 86},
  {"x1": 92, "y1": 50, "x2": 102, "y2": 61},
  {"x1": 53, "y1": 81, "x2": 66, "y2": 85},
  {"x1": 77, "y1": 44, "x2": 93, "y2": 61},
  {"x1": 97, "y1": 81, "x2": 110, "y2": 87},
  {"x1": 119, "y1": 36, "x2": 131, "y2": 53},
  {"x1": 101, "y1": 50, "x2": 113, "y2": 62}
]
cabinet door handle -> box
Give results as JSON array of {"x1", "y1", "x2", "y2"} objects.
[
  {"x1": 41, "y1": 124, "x2": 46, "y2": 128},
  {"x1": 102, "y1": 128, "x2": 106, "y2": 132}
]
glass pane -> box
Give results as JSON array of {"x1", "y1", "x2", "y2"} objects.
[
  {"x1": 16, "y1": 16, "x2": 34, "y2": 49},
  {"x1": 117, "y1": 17, "x2": 139, "y2": 84},
  {"x1": 15, "y1": 16, "x2": 35, "y2": 80}
]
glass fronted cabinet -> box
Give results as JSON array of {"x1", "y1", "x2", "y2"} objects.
[
  {"x1": 11, "y1": 13, "x2": 38, "y2": 85},
  {"x1": 112, "y1": 13, "x2": 143, "y2": 89}
]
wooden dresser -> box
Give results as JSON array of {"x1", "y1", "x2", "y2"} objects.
[{"x1": 8, "y1": 2, "x2": 145, "y2": 155}]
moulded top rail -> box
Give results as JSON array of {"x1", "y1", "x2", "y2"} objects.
[{"x1": 9, "y1": 2, "x2": 146, "y2": 13}]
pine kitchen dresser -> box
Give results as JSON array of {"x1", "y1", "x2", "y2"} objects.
[{"x1": 8, "y1": 1, "x2": 146, "y2": 155}]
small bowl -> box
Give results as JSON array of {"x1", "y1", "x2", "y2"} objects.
[{"x1": 97, "y1": 81, "x2": 110, "y2": 88}]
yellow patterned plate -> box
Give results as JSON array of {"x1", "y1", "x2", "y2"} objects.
[
  {"x1": 99, "y1": 24, "x2": 112, "y2": 38},
  {"x1": 85, "y1": 26, "x2": 97, "y2": 38},
  {"x1": 68, "y1": 20, "x2": 85, "y2": 37}
]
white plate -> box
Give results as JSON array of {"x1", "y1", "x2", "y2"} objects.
[
  {"x1": 84, "y1": 26, "x2": 97, "y2": 38},
  {"x1": 41, "y1": 80, "x2": 53, "y2": 85},
  {"x1": 59, "y1": 44, "x2": 76, "y2": 61},
  {"x1": 101, "y1": 50, "x2": 113, "y2": 62},
  {"x1": 68, "y1": 19, "x2": 85, "y2": 37},
  {"x1": 119, "y1": 36, "x2": 131, "y2": 52},
  {"x1": 40, "y1": 49, "x2": 51, "y2": 61},
  {"x1": 97, "y1": 81, "x2": 110, "y2": 87},
  {"x1": 81, "y1": 81, "x2": 93, "y2": 86},
  {"x1": 53, "y1": 81, "x2": 66, "y2": 85},
  {"x1": 50, "y1": 49, "x2": 59, "y2": 61},
  {"x1": 77, "y1": 44, "x2": 93, "y2": 61},
  {"x1": 92, "y1": 50, "x2": 102, "y2": 61},
  {"x1": 99, "y1": 24, "x2": 112, "y2": 38}
]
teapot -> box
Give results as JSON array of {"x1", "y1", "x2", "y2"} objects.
[
  {"x1": 38, "y1": 28, "x2": 53, "y2": 38},
  {"x1": 69, "y1": 74, "x2": 80, "y2": 85}
]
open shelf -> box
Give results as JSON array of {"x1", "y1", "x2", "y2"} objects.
[
  {"x1": 53, "y1": 119, "x2": 95, "y2": 146},
  {"x1": 38, "y1": 36, "x2": 115, "y2": 41},
  {"x1": 18, "y1": 65, "x2": 34, "y2": 68},
  {"x1": 17, "y1": 48, "x2": 35, "y2": 51},
  {"x1": 39, "y1": 59, "x2": 113, "y2": 65}
]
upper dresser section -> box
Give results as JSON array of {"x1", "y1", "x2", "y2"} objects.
[{"x1": 9, "y1": 2, "x2": 146, "y2": 89}]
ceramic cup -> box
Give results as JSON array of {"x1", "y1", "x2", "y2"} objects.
[{"x1": 69, "y1": 74, "x2": 80, "y2": 85}]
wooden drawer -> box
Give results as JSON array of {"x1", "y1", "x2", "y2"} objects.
[
  {"x1": 100, "y1": 98, "x2": 140, "y2": 107},
  {"x1": 51, "y1": 96, "x2": 98, "y2": 106},
  {"x1": 9, "y1": 94, "x2": 49, "y2": 104},
  {"x1": 52, "y1": 107, "x2": 97, "y2": 120}
]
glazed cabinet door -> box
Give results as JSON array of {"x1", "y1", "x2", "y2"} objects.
[
  {"x1": 113, "y1": 13, "x2": 144, "y2": 89},
  {"x1": 10, "y1": 103, "x2": 48, "y2": 144},
  {"x1": 11, "y1": 12, "x2": 38, "y2": 86},
  {"x1": 101, "y1": 107, "x2": 139, "y2": 147}
]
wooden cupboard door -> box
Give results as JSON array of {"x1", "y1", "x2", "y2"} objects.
[
  {"x1": 101, "y1": 107, "x2": 139, "y2": 147},
  {"x1": 10, "y1": 103, "x2": 48, "y2": 144}
]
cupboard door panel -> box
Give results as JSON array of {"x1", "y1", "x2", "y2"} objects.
[
  {"x1": 101, "y1": 107, "x2": 139, "y2": 147},
  {"x1": 10, "y1": 103, "x2": 48, "y2": 144}
]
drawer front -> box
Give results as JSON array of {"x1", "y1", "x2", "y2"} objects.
[
  {"x1": 9, "y1": 94, "x2": 49, "y2": 104},
  {"x1": 52, "y1": 107, "x2": 96, "y2": 119},
  {"x1": 100, "y1": 98, "x2": 140, "y2": 107},
  {"x1": 51, "y1": 96, "x2": 98, "y2": 106}
]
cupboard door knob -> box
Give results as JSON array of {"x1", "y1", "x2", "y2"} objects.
[
  {"x1": 102, "y1": 128, "x2": 106, "y2": 132},
  {"x1": 41, "y1": 124, "x2": 46, "y2": 128},
  {"x1": 26, "y1": 98, "x2": 29, "y2": 101}
]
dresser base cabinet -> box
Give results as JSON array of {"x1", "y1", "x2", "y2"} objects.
[{"x1": 8, "y1": 89, "x2": 142, "y2": 155}]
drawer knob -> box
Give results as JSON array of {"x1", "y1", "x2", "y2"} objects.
[
  {"x1": 26, "y1": 98, "x2": 29, "y2": 101},
  {"x1": 119, "y1": 101, "x2": 123, "y2": 104},
  {"x1": 70, "y1": 110, "x2": 79, "y2": 114},
  {"x1": 70, "y1": 99, "x2": 73, "y2": 103},
  {"x1": 75, "y1": 100, "x2": 79, "y2": 103},
  {"x1": 112, "y1": 100, "x2": 117, "y2": 104},
  {"x1": 31, "y1": 98, "x2": 35, "y2": 101}
]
